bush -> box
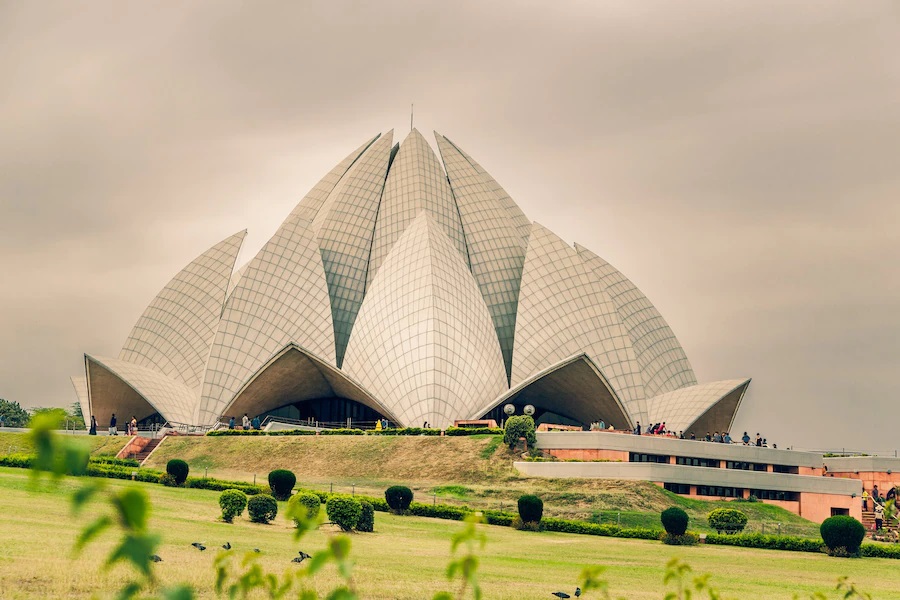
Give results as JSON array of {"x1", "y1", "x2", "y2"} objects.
[
  {"x1": 511, "y1": 516, "x2": 542, "y2": 531},
  {"x1": 268, "y1": 469, "x2": 296, "y2": 501},
  {"x1": 707, "y1": 508, "x2": 748, "y2": 534},
  {"x1": 159, "y1": 473, "x2": 179, "y2": 487},
  {"x1": 503, "y1": 415, "x2": 536, "y2": 449},
  {"x1": 219, "y1": 489, "x2": 248, "y2": 523},
  {"x1": 166, "y1": 459, "x2": 189, "y2": 485},
  {"x1": 662, "y1": 532, "x2": 699, "y2": 545},
  {"x1": 661, "y1": 507, "x2": 689, "y2": 536},
  {"x1": 385, "y1": 485, "x2": 414, "y2": 513},
  {"x1": 820, "y1": 515, "x2": 866, "y2": 556},
  {"x1": 705, "y1": 532, "x2": 824, "y2": 553},
  {"x1": 327, "y1": 495, "x2": 362, "y2": 532},
  {"x1": 288, "y1": 492, "x2": 322, "y2": 526},
  {"x1": 247, "y1": 494, "x2": 278, "y2": 524},
  {"x1": 517, "y1": 494, "x2": 543, "y2": 525},
  {"x1": 357, "y1": 500, "x2": 374, "y2": 532},
  {"x1": 185, "y1": 477, "x2": 267, "y2": 495}
]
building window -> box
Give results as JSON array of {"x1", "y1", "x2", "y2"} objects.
[
  {"x1": 664, "y1": 483, "x2": 691, "y2": 495},
  {"x1": 725, "y1": 460, "x2": 766, "y2": 471},
  {"x1": 676, "y1": 456, "x2": 720, "y2": 468},
  {"x1": 830, "y1": 508, "x2": 849, "y2": 516},
  {"x1": 696, "y1": 486, "x2": 744, "y2": 498},
  {"x1": 750, "y1": 489, "x2": 799, "y2": 502},
  {"x1": 772, "y1": 464, "x2": 799, "y2": 474},
  {"x1": 629, "y1": 452, "x2": 668, "y2": 463}
]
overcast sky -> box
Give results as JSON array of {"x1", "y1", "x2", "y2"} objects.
[{"x1": 1, "y1": 1, "x2": 897, "y2": 452}]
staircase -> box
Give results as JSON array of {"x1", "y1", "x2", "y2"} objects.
[
  {"x1": 862, "y1": 506, "x2": 899, "y2": 538},
  {"x1": 133, "y1": 438, "x2": 163, "y2": 465}
]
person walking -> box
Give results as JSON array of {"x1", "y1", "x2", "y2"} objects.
[
  {"x1": 862, "y1": 490, "x2": 869, "y2": 511},
  {"x1": 89, "y1": 415, "x2": 97, "y2": 436},
  {"x1": 242, "y1": 414, "x2": 250, "y2": 430},
  {"x1": 130, "y1": 416, "x2": 138, "y2": 435},
  {"x1": 228, "y1": 416, "x2": 235, "y2": 429},
  {"x1": 109, "y1": 413, "x2": 118, "y2": 436},
  {"x1": 875, "y1": 503, "x2": 884, "y2": 531}
]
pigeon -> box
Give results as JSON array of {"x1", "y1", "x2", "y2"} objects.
[
  {"x1": 222, "y1": 542, "x2": 231, "y2": 550},
  {"x1": 297, "y1": 551, "x2": 311, "y2": 561},
  {"x1": 191, "y1": 542, "x2": 204, "y2": 549},
  {"x1": 551, "y1": 593, "x2": 570, "y2": 599},
  {"x1": 253, "y1": 548, "x2": 260, "y2": 553},
  {"x1": 291, "y1": 557, "x2": 305, "y2": 563},
  {"x1": 149, "y1": 555, "x2": 163, "y2": 562},
  {"x1": 196, "y1": 545, "x2": 206, "y2": 551},
  {"x1": 575, "y1": 588, "x2": 582, "y2": 598}
]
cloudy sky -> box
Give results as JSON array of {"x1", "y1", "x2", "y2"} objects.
[{"x1": 1, "y1": 1, "x2": 897, "y2": 452}]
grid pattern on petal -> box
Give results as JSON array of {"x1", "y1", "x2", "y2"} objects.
[
  {"x1": 314, "y1": 133, "x2": 394, "y2": 367},
  {"x1": 118, "y1": 231, "x2": 246, "y2": 390},
  {"x1": 443, "y1": 138, "x2": 532, "y2": 244},
  {"x1": 512, "y1": 224, "x2": 646, "y2": 421},
  {"x1": 644, "y1": 379, "x2": 749, "y2": 434},
  {"x1": 435, "y1": 134, "x2": 526, "y2": 381},
  {"x1": 343, "y1": 213, "x2": 508, "y2": 429},
  {"x1": 70, "y1": 375, "x2": 90, "y2": 427},
  {"x1": 197, "y1": 219, "x2": 335, "y2": 426},
  {"x1": 90, "y1": 356, "x2": 198, "y2": 425},
  {"x1": 277, "y1": 134, "x2": 380, "y2": 228},
  {"x1": 576, "y1": 244, "x2": 697, "y2": 399},
  {"x1": 368, "y1": 129, "x2": 469, "y2": 288}
]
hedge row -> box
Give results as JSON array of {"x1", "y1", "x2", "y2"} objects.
[
  {"x1": 704, "y1": 532, "x2": 824, "y2": 553},
  {"x1": 0, "y1": 454, "x2": 141, "y2": 471},
  {"x1": 860, "y1": 544, "x2": 900, "y2": 559},
  {"x1": 205, "y1": 427, "x2": 501, "y2": 437}
]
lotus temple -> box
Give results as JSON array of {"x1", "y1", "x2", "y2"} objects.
[{"x1": 71, "y1": 129, "x2": 751, "y2": 433}]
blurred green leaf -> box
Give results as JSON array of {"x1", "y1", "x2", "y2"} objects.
[
  {"x1": 161, "y1": 585, "x2": 195, "y2": 600},
  {"x1": 106, "y1": 532, "x2": 160, "y2": 577},
  {"x1": 71, "y1": 480, "x2": 104, "y2": 514},
  {"x1": 114, "y1": 581, "x2": 143, "y2": 600},
  {"x1": 74, "y1": 515, "x2": 112, "y2": 554},
  {"x1": 111, "y1": 488, "x2": 150, "y2": 532}
]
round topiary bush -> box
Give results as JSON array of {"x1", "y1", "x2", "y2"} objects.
[
  {"x1": 385, "y1": 485, "x2": 413, "y2": 513},
  {"x1": 357, "y1": 500, "x2": 374, "y2": 532},
  {"x1": 503, "y1": 415, "x2": 537, "y2": 449},
  {"x1": 247, "y1": 493, "x2": 278, "y2": 524},
  {"x1": 219, "y1": 489, "x2": 248, "y2": 523},
  {"x1": 707, "y1": 508, "x2": 748, "y2": 534},
  {"x1": 166, "y1": 459, "x2": 189, "y2": 485},
  {"x1": 661, "y1": 507, "x2": 689, "y2": 536},
  {"x1": 327, "y1": 495, "x2": 362, "y2": 532},
  {"x1": 288, "y1": 492, "x2": 322, "y2": 527},
  {"x1": 268, "y1": 469, "x2": 297, "y2": 501},
  {"x1": 820, "y1": 515, "x2": 866, "y2": 556},
  {"x1": 517, "y1": 494, "x2": 543, "y2": 525}
]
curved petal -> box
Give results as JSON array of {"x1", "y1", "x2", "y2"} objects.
[
  {"x1": 221, "y1": 343, "x2": 402, "y2": 425},
  {"x1": 576, "y1": 244, "x2": 697, "y2": 399},
  {"x1": 645, "y1": 378, "x2": 751, "y2": 435},
  {"x1": 70, "y1": 375, "x2": 90, "y2": 427},
  {"x1": 198, "y1": 218, "x2": 335, "y2": 425},
  {"x1": 471, "y1": 353, "x2": 633, "y2": 430},
  {"x1": 343, "y1": 212, "x2": 508, "y2": 428},
  {"x1": 86, "y1": 354, "x2": 197, "y2": 426},
  {"x1": 436, "y1": 133, "x2": 527, "y2": 380},
  {"x1": 513, "y1": 223, "x2": 646, "y2": 419},
  {"x1": 118, "y1": 230, "x2": 246, "y2": 389}
]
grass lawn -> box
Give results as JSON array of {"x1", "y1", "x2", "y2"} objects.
[{"x1": 0, "y1": 467, "x2": 896, "y2": 599}]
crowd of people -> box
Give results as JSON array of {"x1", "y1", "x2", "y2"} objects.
[
  {"x1": 226, "y1": 413, "x2": 262, "y2": 430},
  {"x1": 588, "y1": 419, "x2": 776, "y2": 448}
]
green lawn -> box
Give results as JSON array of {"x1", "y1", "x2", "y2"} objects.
[{"x1": 0, "y1": 467, "x2": 896, "y2": 599}]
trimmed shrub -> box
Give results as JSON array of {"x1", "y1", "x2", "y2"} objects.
[
  {"x1": 661, "y1": 507, "x2": 689, "y2": 536},
  {"x1": 186, "y1": 477, "x2": 267, "y2": 495},
  {"x1": 327, "y1": 495, "x2": 362, "y2": 532},
  {"x1": 705, "y1": 532, "x2": 824, "y2": 553},
  {"x1": 517, "y1": 494, "x2": 543, "y2": 525},
  {"x1": 385, "y1": 485, "x2": 414, "y2": 513},
  {"x1": 707, "y1": 508, "x2": 748, "y2": 534},
  {"x1": 268, "y1": 469, "x2": 296, "y2": 501},
  {"x1": 247, "y1": 494, "x2": 278, "y2": 524},
  {"x1": 159, "y1": 473, "x2": 179, "y2": 487},
  {"x1": 357, "y1": 500, "x2": 374, "y2": 532},
  {"x1": 820, "y1": 515, "x2": 866, "y2": 556},
  {"x1": 503, "y1": 415, "x2": 537, "y2": 449},
  {"x1": 662, "y1": 532, "x2": 699, "y2": 545},
  {"x1": 166, "y1": 459, "x2": 189, "y2": 485},
  {"x1": 288, "y1": 492, "x2": 322, "y2": 527},
  {"x1": 219, "y1": 489, "x2": 248, "y2": 523}
]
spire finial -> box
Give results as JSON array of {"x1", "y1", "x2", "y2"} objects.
[{"x1": 410, "y1": 103, "x2": 414, "y2": 131}]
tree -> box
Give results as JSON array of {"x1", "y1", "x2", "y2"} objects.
[
  {"x1": 28, "y1": 407, "x2": 71, "y2": 429},
  {"x1": 503, "y1": 415, "x2": 537, "y2": 449},
  {"x1": 0, "y1": 398, "x2": 30, "y2": 427}
]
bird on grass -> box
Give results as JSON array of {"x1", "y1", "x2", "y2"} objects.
[
  {"x1": 575, "y1": 588, "x2": 582, "y2": 597},
  {"x1": 291, "y1": 551, "x2": 312, "y2": 563},
  {"x1": 222, "y1": 542, "x2": 231, "y2": 550},
  {"x1": 191, "y1": 542, "x2": 204, "y2": 548},
  {"x1": 149, "y1": 555, "x2": 163, "y2": 563},
  {"x1": 551, "y1": 593, "x2": 570, "y2": 599},
  {"x1": 253, "y1": 548, "x2": 261, "y2": 553}
]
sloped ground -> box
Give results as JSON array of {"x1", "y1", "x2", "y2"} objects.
[
  {"x1": 0, "y1": 430, "x2": 127, "y2": 456},
  {"x1": 143, "y1": 434, "x2": 820, "y2": 535}
]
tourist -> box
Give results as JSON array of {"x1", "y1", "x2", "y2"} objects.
[
  {"x1": 660, "y1": 422, "x2": 667, "y2": 435},
  {"x1": 875, "y1": 503, "x2": 884, "y2": 531},
  {"x1": 705, "y1": 432, "x2": 711, "y2": 442},
  {"x1": 713, "y1": 432, "x2": 722, "y2": 443},
  {"x1": 872, "y1": 485, "x2": 881, "y2": 502},
  {"x1": 723, "y1": 432, "x2": 732, "y2": 444},
  {"x1": 690, "y1": 432, "x2": 696, "y2": 440},
  {"x1": 251, "y1": 415, "x2": 261, "y2": 430},
  {"x1": 886, "y1": 486, "x2": 896, "y2": 502},
  {"x1": 130, "y1": 416, "x2": 137, "y2": 435},
  {"x1": 228, "y1": 416, "x2": 235, "y2": 429},
  {"x1": 598, "y1": 419, "x2": 605, "y2": 430},
  {"x1": 242, "y1": 413, "x2": 250, "y2": 430},
  {"x1": 109, "y1": 413, "x2": 118, "y2": 436},
  {"x1": 634, "y1": 421, "x2": 641, "y2": 435},
  {"x1": 89, "y1": 415, "x2": 97, "y2": 436},
  {"x1": 755, "y1": 433, "x2": 762, "y2": 447},
  {"x1": 862, "y1": 490, "x2": 869, "y2": 511},
  {"x1": 742, "y1": 431, "x2": 750, "y2": 445},
  {"x1": 679, "y1": 431, "x2": 684, "y2": 439}
]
